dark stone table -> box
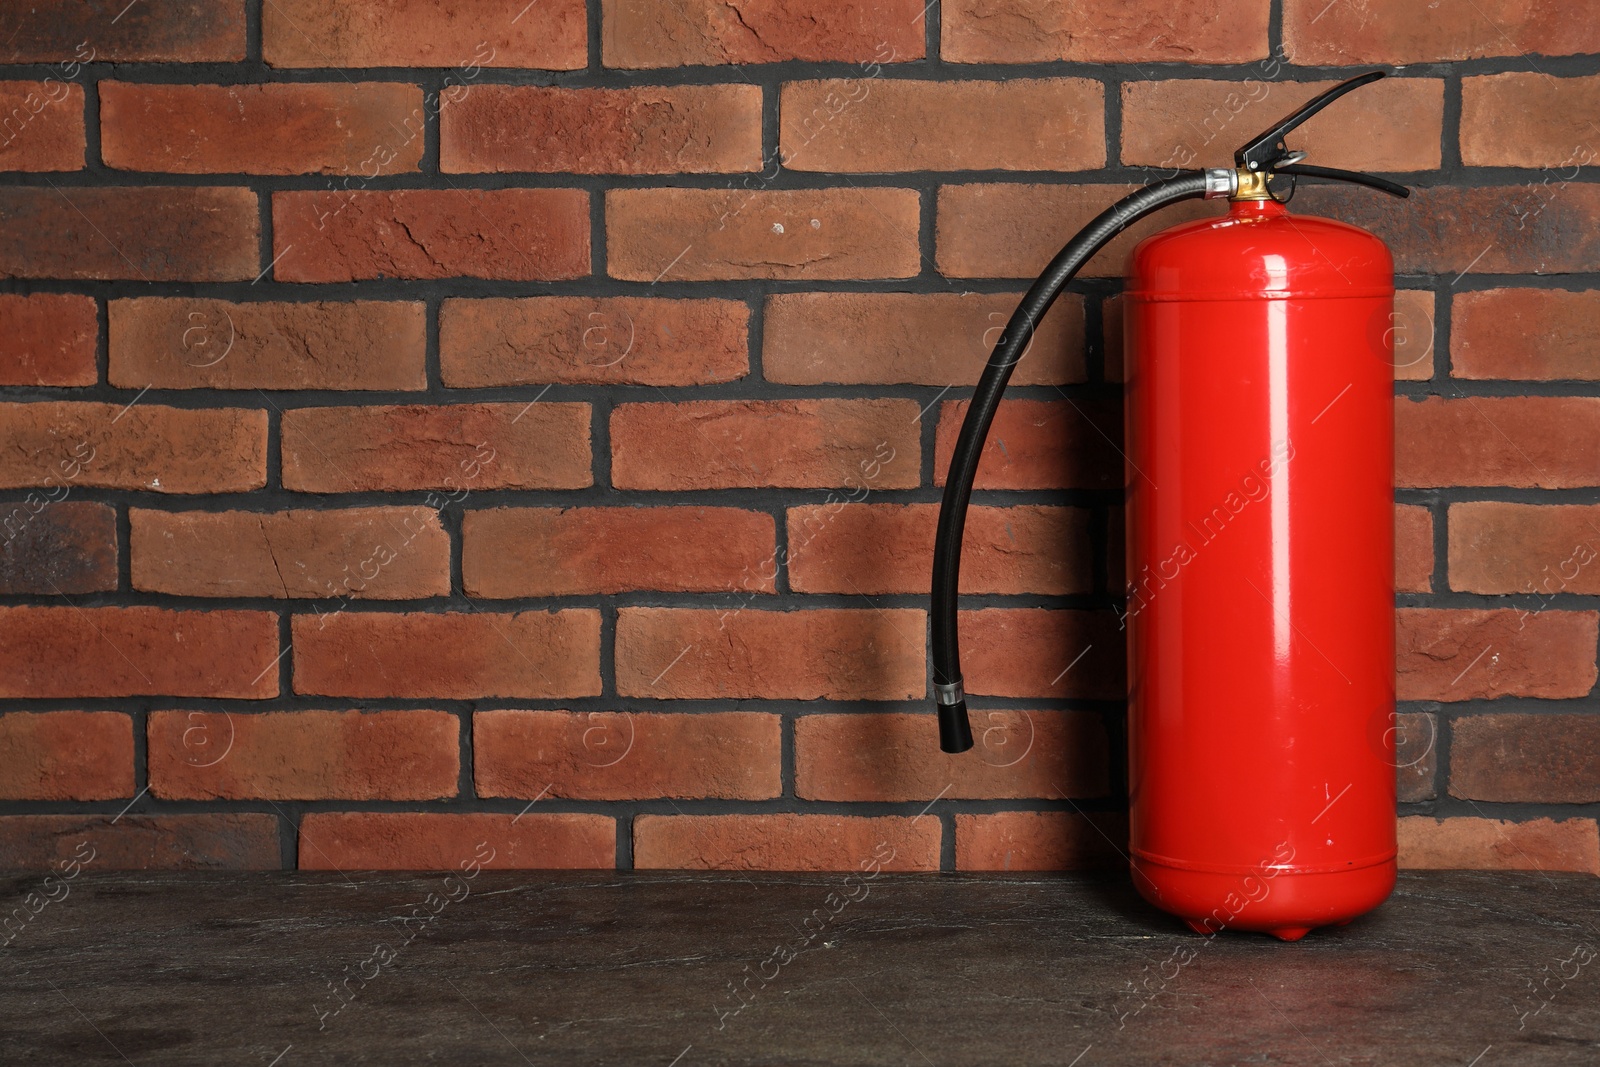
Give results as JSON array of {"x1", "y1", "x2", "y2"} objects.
[{"x1": 1, "y1": 869, "x2": 1596, "y2": 1065}]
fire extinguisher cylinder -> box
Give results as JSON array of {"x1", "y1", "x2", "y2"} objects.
[{"x1": 930, "y1": 72, "x2": 1411, "y2": 939}]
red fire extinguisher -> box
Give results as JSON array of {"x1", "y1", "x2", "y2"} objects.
[{"x1": 932, "y1": 73, "x2": 1407, "y2": 940}]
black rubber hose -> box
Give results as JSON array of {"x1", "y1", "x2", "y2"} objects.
[{"x1": 932, "y1": 172, "x2": 1212, "y2": 753}]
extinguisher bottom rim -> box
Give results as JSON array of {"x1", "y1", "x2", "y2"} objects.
[{"x1": 1131, "y1": 846, "x2": 1397, "y2": 877}]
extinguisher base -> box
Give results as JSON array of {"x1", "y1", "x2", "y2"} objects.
[{"x1": 1132, "y1": 855, "x2": 1396, "y2": 940}]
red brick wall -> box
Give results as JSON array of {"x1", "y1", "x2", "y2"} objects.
[{"x1": 1, "y1": 0, "x2": 1597, "y2": 875}]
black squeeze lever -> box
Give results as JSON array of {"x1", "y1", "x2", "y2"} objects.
[{"x1": 1235, "y1": 70, "x2": 1386, "y2": 174}]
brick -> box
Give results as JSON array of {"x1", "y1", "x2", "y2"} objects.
[
  {"x1": 781, "y1": 78, "x2": 1104, "y2": 172},
  {"x1": 0, "y1": 293, "x2": 96, "y2": 386},
  {"x1": 1121, "y1": 77, "x2": 1442, "y2": 172},
  {"x1": 474, "y1": 710, "x2": 780, "y2": 800},
  {"x1": 1453, "y1": 289, "x2": 1600, "y2": 381},
  {"x1": 131, "y1": 507, "x2": 450, "y2": 600},
  {"x1": 606, "y1": 187, "x2": 920, "y2": 281},
  {"x1": 935, "y1": 398, "x2": 1123, "y2": 490},
  {"x1": 633, "y1": 814, "x2": 939, "y2": 871},
  {"x1": 1397, "y1": 816, "x2": 1599, "y2": 876},
  {"x1": 0, "y1": 186, "x2": 258, "y2": 281},
  {"x1": 463, "y1": 507, "x2": 776, "y2": 597},
  {"x1": 1396, "y1": 608, "x2": 1598, "y2": 702},
  {"x1": 264, "y1": 0, "x2": 585, "y2": 69},
  {"x1": 1390, "y1": 290, "x2": 1437, "y2": 382},
  {"x1": 611, "y1": 399, "x2": 919, "y2": 490},
  {"x1": 148, "y1": 709, "x2": 459, "y2": 801},
  {"x1": 602, "y1": 0, "x2": 924, "y2": 66},
  {"x1": 0, "y1": 402, "x2": 266, "y2": 494},
  {"x1": 0, "y1": 814, "x2": 279, "y2": 870},
  {"x1": 1449, "y1": 502, "x2": 1600, "y2": 595},
  {"x1": 298, "y1": 812, "x2": 613, "y2": 871},
  {"x1": 109, "y1": 298, "x2": 426, "y2": 391},
  {"x1": 1394, "y1": 711, "x2": 1438, "y2": 803},
  {"x1": 2, "y1": 296, "x2": 96, "y2": 392},
  {"x1": 614, "y1": 607, "x2": 925, "y2": 701},
  {"x1": 0, "y1": 712, "x2": 133, "y2": 800},
  {"x1": 0, "y1": 1, "x2": 244, "y2": 63},
  {"x1": 763, "y1": 292, "x2": 1086, "y2": 386},
  {"x1": 292, "y1": 610, "x2": 601, "y2": 699},
  {"x1": 955, "y1": 812, "x2": 1127, "y2": 871},
  {"x1": 100, "y1": 82, "x2": 424, "y2": 176},
  {"x1": 0, "y1": 81, "x2": 85, "y2": 171},
  {"x1": 1285, "y1": 0, "x2": 1600, "y2": 64},
  {"x1": 1294, "y1": 184, "x2": 1600, "y2": 276},
  {"x1": 795, "y1": 711, "x2": 1109, "y2": 801},
  {"x1": 0, "y1": 501, "x2": 117, "y2": 595},
  {"x1": 1451, "y1": 714, "x2": 1600, "y2": 805},
  {"x1": 281, "y1": 403, "x2": 591, "y2": 492},
  {"x1": 960, "y1": 609, "x2": 1125, "y2": 700},
  {"x1": 271, "y1": 189, "x2": 589, "y2": 282},
  {"x1": 786, "y1": 503, "x2": 1091, "y2": 596},
  {"x1": 937, "y1": 183, "x2": 1224, "y2": 279},
  {"x1": 942, "y1": 0, "x2": 1268, "y2": 63},
  {"x1": 1395, "y1": 504, "x2": 1433, "y2": 594},
  {"x1": 442, "y1": 84, "x2": 761, "y2": 174},
  {"x1": 1462, "y1": 73, "x2": 1600, "y2": 168},
  {"x1": 440, "y1": 297, "x2": 749, "y2": 387},
  {"x1": 1396, "y1": 397, "x2": 1600, "y2": 489},
  {"x1": 0, "y1": 606, "x2": 279, "y2": 698}
]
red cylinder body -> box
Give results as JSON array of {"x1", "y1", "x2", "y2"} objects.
[{"x1": 1123, "y1": 198, "x2": 1396, "y2": 940}]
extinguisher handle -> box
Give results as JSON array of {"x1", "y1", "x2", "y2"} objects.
[
  {"x1": 1235, "y1": 70, "x2": 1387, "y2": 173},
  {"x1": 1273, "y1": 164, "x2": 1411, "y2": 200}
]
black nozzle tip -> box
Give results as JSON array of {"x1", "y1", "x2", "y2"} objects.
[{"x1": 938, "y1": 701, "x2": 974, "y2": 754}]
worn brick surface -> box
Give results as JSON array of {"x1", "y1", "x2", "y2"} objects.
[
  {"x1": 614, "y1": 608, "x2": 925, "y2": 701},
  {"x1": 272, "y1": 189, "x2": 590, "y2": 282},
  {"x1": 786, "y1": 503, "x2": 1091, "y2": 596},
  {"x1": 463, "y1": 507, "x2": 776, "y2": 597},
  {"x1": 795, "y1": 711, "x2": 1109, "y2": 801},
  {"x1": 612, "y1": 400, "x2": 919, "y2": 490},
  {"x1": 298, "y1": 812, "x2": 614, "y2": 870},
  {"x1": 0, "y1": 814, "x2": 280, "y2": 870},
  {"x1": 0, "y1": 712, "x2": 133, "y2": 800},
  {"x1": 1397, "y1": 397, "x2": 1600, "y2": 489},
  {"x1": 293, "y1": 610, "x2": 602, "y2": 700},
  {"x1": 935, "y1": 398, "x2": 1124, "y2": 490},
  {"x1": 1449, "y1": 502, "x2": 1600, "y2": 595},
  {"x1": 1397, "y1": 816, "x2": 1600, "y2": 875},
  {"x1": 955, "y1": 812, "x2": 1127, "y2": 871},
  {"x1": 763, "y1": 292, "x2": 1085, "y2": 386},
  {"x1": 1396, "y1": 608, "x2": 1598, "y2": 702},
  {"x1": 0, "y1": 187, "x2": 259, "y2": 281},
  {"x1": 0, "y1": 402, "x2": 266, "y2": 494},
  {"x1": 0, "y1": 80, "x2": 85, "y2": 171},
  {"x1": 606, "y1": 187, "x2": 920, "y2": 281},
  {"x1": 0, "y1": 501, "x2": 117, "y2": 595},
  {"x1": 0, "y1": 293, "x2": 96, "y2": 386},
  {"x1": 633, "y1": 814, "x2": 939, "y2": 871},
  {"x1": 1451, "y1": 714, "x2": 1600, "y2": 805},
  {"x1": 281, "y1": 403, "x2": 592, "y2": 492},
  {"x1": 110, "y1": 298, "x2": 426, "y2": 390},
  {"x1": 1453, "y1": 289, "x2": 1600, "y2": 381},
  {"x1": 781, "y1": 78, "x2": 1104, "y2": 172},
  {"x1": 942, "y1": 0, "x2": 1269, "y2": 63},
  {"x1": 264, "y1": 0, "x2": 586, "y2": 69},
  {"x1": 1284, "y1": 0, "x2": 1600, "y2": 64},
  {"x1": 1395, "y1": 504, "x2": 1434, "y2": 594},
  {"x1": 100, "y1": 82, "x2": 424, "y2": 175},
  {"x1": 148, "y1": 709, "x2": 460, "y2": 801},
  {"x1": 131, "y1": 507, "x2": 451, "y2": 599},
  {"x1": 474, "y1": 710, "x2": 781, "y2": 800},
  {"x1": 443, "y1": 85, "x2": 762, "y2": 174},
  {"x1": 0, "y1": 1, "x2": 245, "y2": 62},
  {"x1": 440, "y1": 297, "x2": 749, "y2": 387},
  {"x1": 602, "y1": 0, "x2": 925, "y2": 67},
  {"x1": 0, "y1": 606, "x2": 279, "y2": 699}
]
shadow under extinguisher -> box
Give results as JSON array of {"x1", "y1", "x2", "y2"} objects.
[{"x1": 931, "y1": 72, "x2": 1411, "y2": 941}]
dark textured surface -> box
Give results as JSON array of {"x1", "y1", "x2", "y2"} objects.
[{"x1": 1, "y1": 869, "x2": 1597, "y2": 1065}]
